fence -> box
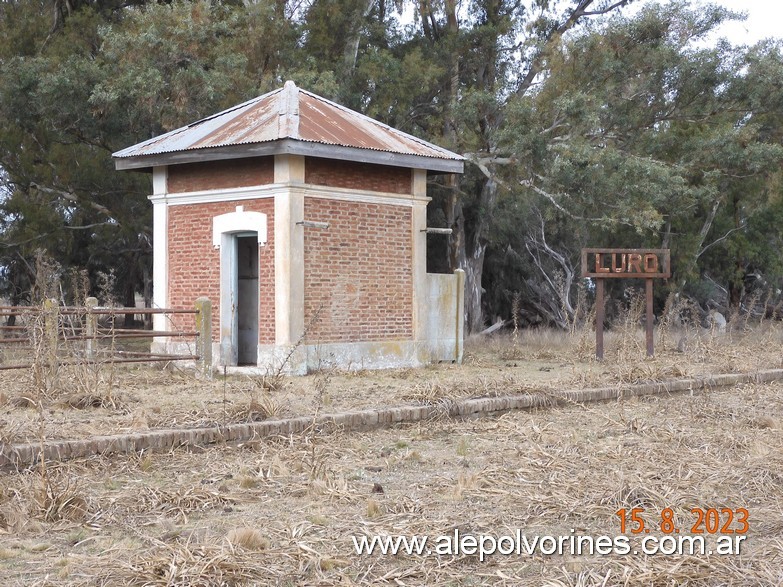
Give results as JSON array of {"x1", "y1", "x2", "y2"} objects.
[{"x1": 0, "y1": 297, "x2": 212, "y2": 375}]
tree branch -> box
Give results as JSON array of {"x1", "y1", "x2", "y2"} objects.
[
  {"x1": 697, "y1": 223, "x2": 745, "y2": 259},
  {"x1": 30, "y1": 183, "x2": 114, "y2": 218},
  {"x1": 515, "y1": 0, "x2": 634, "y2": 97},
  {"x1": 0, "y1": 221, "x2": 118, "y2": 249},
  {"x1": 582, "y1": 0, "x2": 634, "y2": 16}
]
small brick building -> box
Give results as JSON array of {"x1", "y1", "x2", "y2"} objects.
[{"x1": 114, "y1": 81, "x2": 464, "y2": 373}]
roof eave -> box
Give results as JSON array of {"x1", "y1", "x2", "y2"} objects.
[{"x1": 113, "y1": 139, "x2": 464, "y2": 174}]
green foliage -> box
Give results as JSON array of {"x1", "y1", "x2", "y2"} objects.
[
  {"x1": 92, "y1": 2, "x2": 258, "y2": 138},
  {"x1": 487, "y1": 3, "x2": 783, "y2": 322},
  {"x1": 0, "y1": 0, "x2": 781, "y2": 326}
]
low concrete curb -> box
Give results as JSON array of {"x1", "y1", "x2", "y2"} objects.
[{"x1": 3, "y1": 369, "x2": 782, "y2": 470}]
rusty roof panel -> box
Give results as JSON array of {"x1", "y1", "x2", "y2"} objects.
[
  {"x1": 112, "y1": 90, "x2": 283, "y2": 158},
  {"x1": 113, "y1": 82, "x2": 463, "y2": 166},
  {"x1": 296, "y1": 94, "x2": 457, "y2": 159},
  {"x1": 189, "y1": 99, "x2": 280, "y2": 149}
]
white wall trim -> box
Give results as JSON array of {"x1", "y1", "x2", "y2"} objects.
[
  {"x1": 212, "y1": 206, "x2": 268, "y2": 246},
  {"x1": 148, "y1": 185, "x2": 280, "y2": 206},
  {"x1": 292, "y1": 184, "x2": 429, "y2": 207},
  {"x1": 148, "y1": 182, "x2": 430, "y2": 208},
  {"x1": 218, "y1": 232, "x2": 238, "y2": 365}
]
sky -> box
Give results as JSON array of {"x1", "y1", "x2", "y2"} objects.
[{"x1": 670, "y1": 0, "x2": 783, "y2": 45}]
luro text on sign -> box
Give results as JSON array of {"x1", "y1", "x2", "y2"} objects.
[{"x1": 581, "y1": 249, "x2": 671, "y2": 279}]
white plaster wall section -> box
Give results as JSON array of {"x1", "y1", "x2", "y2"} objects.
[
  {"x1": 273, "y1": 193, "x2": 305, "y2": 353},
  {"x1": 273, "y1": 153, "x2": 305, "y2": 185},
  {"x1": 423, "y1": 269, "x2": 464, "y2": 363},
  {"x1": 157, "y1": 181, "x2": 422, "y2": 208},
  {"x1": 304, "y1": 341, "x2": 422, "y2": 371},
  {"x1": 161, "y1": 185, "x2": 279, "y2": 206},
  {"x1": 274, "y1": 155, "x2": 306, "y2": 361},
  {"x1": 152, "y1": 165, "x2": 167, "y2": 196},
  {"x1": 295, "y1": 184, "x2": 424, "y2": 207},
  {"x1": 411, "y1": 168, "x2": 429, "y2": 361}
]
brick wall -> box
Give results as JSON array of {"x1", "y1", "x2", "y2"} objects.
[
  {"x1": 167, "y1": 157, "x2": 274, "y2": 193},
  {"x1": 305, "y1": 157, "x2": 412, "y2": 194},
  {"x1": 303, "y1": 197, "x2": 413, "y2": 343},
  {"x1": 167, "y1": 199, "x2": 275, "y2": 343}
]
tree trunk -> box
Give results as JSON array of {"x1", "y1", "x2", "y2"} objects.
[
  {"x1": 142, "y1": 263, "x2": 153, "y2": 329},
  {"x1": 463, "y1": 240, "x2": 488, "y2": 333},
  {"x1": 728, "y1": 194, "x2": 744, "y2": 308},
  {"x1": 340, "y1": 0, "x2": 375, "y2": 79},
  {"x1": 447, "y1": 176, "x2": 497, "y2": 333}
]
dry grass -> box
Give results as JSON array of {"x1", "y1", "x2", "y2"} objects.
[
  {"x1": 225, "y1": 527, "x2": 271, "y2": 551},
  {"x1": 1, "y1": 378, "x2": 782, "y2": 585},
  {"x1": 1, "y1": 311, "x2": 783, "y2": 584},
  {"x1": 1, "y1": 318, "x2": 782, "y2": 445}
]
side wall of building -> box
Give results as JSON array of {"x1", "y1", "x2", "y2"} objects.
[{"x1": 302, "y1": 197, "x2": 413, "y2": 344}]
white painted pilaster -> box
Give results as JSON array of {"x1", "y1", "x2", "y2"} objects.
[
  {"x1": 151, "y1": 166, "x2": 169, "y2": 333},
  {"x1": 274, "y1": 154, "x2": 305, "y2": 184},
  {"x1": 411, "y1": 169, "x2": 429, "y2": 361},
  {"x1": 274, "y1": 189, "x2": 305, "y2": 348},
  {"x1": 412, "y1": 167, "x2": 427, "y2": 197},
  {"x1": 274, "y1": 155, "x2": 306, "y2": 361}
]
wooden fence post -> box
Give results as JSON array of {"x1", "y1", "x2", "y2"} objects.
[
  {"x1": 195, "y1": 297, "x2": 212, "y2": 377},
  {"x1": 85, "y1": 297, "x2": 98, "y2": 360}
]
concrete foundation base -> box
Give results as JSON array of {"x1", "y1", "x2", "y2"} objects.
[{"x1": 157, "y1": 339, "x2": 436, "y2": 374}]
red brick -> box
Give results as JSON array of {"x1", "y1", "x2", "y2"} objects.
[
  {"x1": 305, "y1": 158, "x2": 412, "y2": 194},
  {"x1": 168, "y1": 157, "x2": 274, "y2": 193},
  {"x1": 168, "y1": 199, "x2": 275, "y2": 343},
  {"x1": 303, "y1": 198, "x2": 412, "y2": 343}
]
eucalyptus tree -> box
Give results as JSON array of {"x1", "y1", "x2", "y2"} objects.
[
  {"x1": 491, "y1": 3, "x2": 783, "y2": 320},
  {"x1": 1, "y1": 0, "x2": 781, "y2": 329}
]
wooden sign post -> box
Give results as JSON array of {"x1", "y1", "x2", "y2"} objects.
[{"x1": 581, "y1": 248, "x2": 671, "y2": 359}]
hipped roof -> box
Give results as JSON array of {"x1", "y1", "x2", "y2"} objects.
[{"x1": 113, "y1": 81, "x2": 464, "y2": 173}]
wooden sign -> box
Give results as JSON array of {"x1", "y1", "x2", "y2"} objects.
[
  {"x1": 581, "y1": 249, "x2": 670, "y2": 279},
  {"x1": 581, "y1": 248, "x2": 670, "y2": 360}
]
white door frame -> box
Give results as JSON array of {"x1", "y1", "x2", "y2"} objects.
[{"x1": 213, "y1": 207, "x2": 267, "y2": 365}]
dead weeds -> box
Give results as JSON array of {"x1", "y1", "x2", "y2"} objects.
[
  {"x1": 2, "y1": 320, "x2": 782, "y2": 445},
  {"x1": 3, "y1": 378, "x2": 782, "y2": 585},
  {"x1": 1, "y1": 318, "x2": 782, "y2": 584}
]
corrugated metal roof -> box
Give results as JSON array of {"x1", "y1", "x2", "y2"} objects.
[{"x1": 113, "y1": 81, "x2": 463, "y2": 164}]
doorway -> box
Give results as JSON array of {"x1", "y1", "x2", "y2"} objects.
[
  {"x1": 235, "y1": 235, "x2": 259, "y2": 365},
  {"x1": 213, "y1": 207, "x2": 267, "y2": 367}
]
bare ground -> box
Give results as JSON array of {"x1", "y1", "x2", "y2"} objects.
[{"x1": 0, "y1": 324, "x2": 782, "y2": 585}]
